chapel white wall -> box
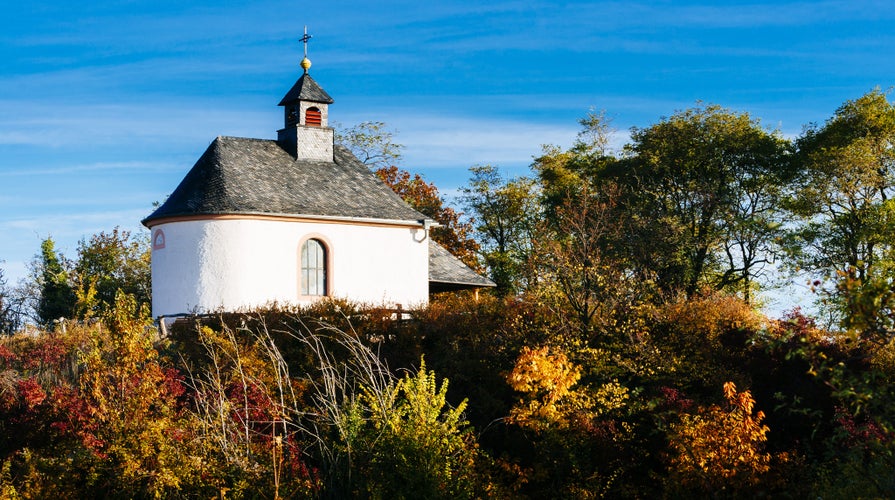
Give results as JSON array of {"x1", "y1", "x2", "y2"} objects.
[{"x1": 149, "y1": 218, "x2": 429, "y2": 318}]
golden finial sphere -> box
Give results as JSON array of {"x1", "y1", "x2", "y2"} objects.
[{"x1": 300, "y1": 57, "x2": 312, "y2": 72}]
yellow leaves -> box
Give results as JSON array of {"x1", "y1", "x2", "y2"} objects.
[
  {"x1": 349, "y1": 357, "x2": 480, "y2": 498},
  {"x1": 507, "y1": 346, "x2": 582, "y2": 431},
  {"x1": 592, "y1": 380, "x2": 630, "y2": 417},
  {"x1": 507, "y1": 346, "x2": 629, "y2": 431},
  {"x1": 392, "y1": 358, "x2": 469, "y2": 436},
  {"x1": 71, "y1": 292, "x2": 195, "y2": 495},
  {"x1": 508, "y1": 346, "x2": 581, "y2": 397},
  {"x1": 662, "y1": 293, "x2": 764, "y2": 341},
  {"x1": 73, "y1": 275, "x2": 99, "y2": 321}
]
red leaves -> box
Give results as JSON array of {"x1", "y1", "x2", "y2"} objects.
[
  {"x1": 226, "y1": 378, "x2": 279, "y2": 424},
  {"x1": 834, "y1": 406, "x2": 892, "y2": 449},
  {"x1": 0, "y1": 344, "x2": 15, "y2": 364},
  {"x1": 659, "y1": 386, "x2": 694, "y2": 412},
  {"x1": 162, "y1": 367, "x2": 186, "y2": 399},
  {"x1": 16, "y1": 378, "x2": 45, "y2": 409}
]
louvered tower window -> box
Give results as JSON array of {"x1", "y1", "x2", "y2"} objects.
[
  {"x1": 301, "y1": 238, "x2": 327, "y2": 296},
  {"x1": 305, "y1": 107, "x2": 322, "y2": 127}
]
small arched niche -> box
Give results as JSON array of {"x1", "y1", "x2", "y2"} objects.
[{"x1": 305, "y1": 107, "x2": 322, "y2": 127}]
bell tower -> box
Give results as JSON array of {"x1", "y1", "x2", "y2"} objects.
[{"x1": 277, "y1": 27, "x2": 335, "y2": 161}]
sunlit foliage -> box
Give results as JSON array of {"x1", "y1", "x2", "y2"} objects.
[{"x1": 666, "y1": 382, "x2": 774, "y2": 494}]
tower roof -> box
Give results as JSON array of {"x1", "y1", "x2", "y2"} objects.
[{"x1": 278, "y1": 73, "x2": 334, "y2": 106}]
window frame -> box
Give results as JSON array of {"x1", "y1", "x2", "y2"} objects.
[
  {"x1": 299, "y1": 235, "x2": 332, "y2": 298},
  {"x1": 305, "y1": 106, "x2": 322, "y2": 127},
  {"x1": 152, "y1": 229, "x2": 166, "y2": 250}
]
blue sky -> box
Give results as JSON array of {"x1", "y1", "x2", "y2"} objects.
[{"x1": 2, "y1": 1, "x2": 894, "y2": 313}]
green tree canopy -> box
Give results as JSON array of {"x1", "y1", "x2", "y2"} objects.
[
  {"x1": 460, "y1": 165, "x2": 540, "y2": 295},
  {"x1": 616, "y1": 104, "x2": 792, "y2": 300},
  {"x1": 34, "y1": 238, "x2": 76, "y2": 326},
  {"x1": 533, "y1": 109, "x2": 619, "y2": 217},
  {"x1": 786, "y1": 88, "x2": 895, "y2": 336},
  {"x1": 73, "y1": 227, "x2": 151, "y2": 319}
]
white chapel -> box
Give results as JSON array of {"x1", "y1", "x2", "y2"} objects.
[{"x1": 142, "y1": 43, "x2": 493, "y2": 319}]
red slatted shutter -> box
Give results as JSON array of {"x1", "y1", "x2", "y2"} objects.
[{"x1": 305, "y1": 107, "x2": 322, "y2": 127}]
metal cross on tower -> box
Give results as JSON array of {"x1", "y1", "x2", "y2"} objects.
[{"x1": 300, "y1": 26, "x2": 312, "y2": 58}]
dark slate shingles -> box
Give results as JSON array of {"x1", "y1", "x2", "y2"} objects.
[
  {"x1": 278, "y1": 73, "x2": 334, "y2": 105},
  {"x1": 143, "y1": 136, "x2": 427, "y2": 225},
  {"x1": 428, "y1": 240, "x2": 496, "y2": 288}
]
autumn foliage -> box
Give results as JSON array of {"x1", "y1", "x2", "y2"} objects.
[
  {"x1": 3, "y1": 286, "x2": 895, "y2": 496},
  {"x1": 376, "y1": 165, "x2": 480, "y2": 270},
  {"x1": 4, "y1": 90, "x2": 895, "y2": 497},
  {"x1": 666, "y1": 382, "x2": 773, "y2": 493}
]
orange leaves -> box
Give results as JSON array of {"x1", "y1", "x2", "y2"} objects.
[
  {"x1": 723, "y1": 381, "x2": 758, "y2": 416},
  {"x1": 667, "y1": 381, "x2": 772, "y2": 492},
  {"x1": 662, "y1": 293, "x2": 764, "y2": 341},
  {"x1": 375, "y1": 165, "x2": 481, "y2": 270}
]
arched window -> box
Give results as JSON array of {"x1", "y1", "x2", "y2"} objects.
[
  {"x1": 152, "y1": 229, "x2": 166, "y2": 250},
  {"x1": 301, "y1": 238, "x2": 327, "y2": 296},
  {"x1": 305, "y1": 107, "x2": 322, "y2": 127}
]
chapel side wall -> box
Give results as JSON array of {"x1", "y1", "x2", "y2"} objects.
[
  {"x1": 150, "y1": 221, "x2": 201, "y2": 318},
  {"x1": 149, "y1": 218, "x2": 429, "y2": 318},
  {"x1": 324, "y1": 223, "x2": 429, "y2": 308}
]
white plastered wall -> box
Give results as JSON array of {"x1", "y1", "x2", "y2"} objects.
[{"x1": 149, "y1": 218, "x2": 429, "y2": 318}]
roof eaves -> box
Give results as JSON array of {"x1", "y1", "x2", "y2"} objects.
[
  {"x1": 144, "y1": 211, "x2": 428, "y2": 228},
  {"x1": 429, "y1": 278, "x2": 496, "y2": 287}
]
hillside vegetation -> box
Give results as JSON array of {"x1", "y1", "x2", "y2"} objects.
[{"x1": 2, "y1": 90, "x2": 895, "y2": 497}]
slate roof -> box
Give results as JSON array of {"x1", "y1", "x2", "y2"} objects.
[
  {"x1": 428, "y1": 240, "x2": 496, "y2": 292},
  {"x1": 278, "y1": 73, "x2": 334, "y2": 105},
  {"x1": 142, "y1": 136, "x2": 429, "y2": 225}
]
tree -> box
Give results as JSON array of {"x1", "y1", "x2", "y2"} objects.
[
  {"x1": 575, "y1": 108, "x2": 615, "y2": 158},
  {"x1": 528, "y1": 112, "x2": 657, "y2": 335},
  {"x1": 533, "y1": 110, "x2": 619, "y2": 219},
  {"x1": 376, "y1": 166, "x2": 480, "y2": 270},
  {"x1": 617, "y1": 104, "x2": 791, "y2": 299},
  {"x1": 0, "y1": 266, "x2": 27, "y2": 335},
  {"x1": 460, "y1": 165, "x2": 540, "y2": 295},
  {"x1": 337, "y1": 121, "x2": 480, "y2": 269},
  {"x1": 0, "y1": 268, "x2": 11, "y2": 335},
  {"x1": 786, "y1": 89, "x2": 895, "y2": 335},
  {"x1": 34, "y1": 238, "x2": 76, "y2": 327},
  {"x1": 73, "y1": 227, "x2": 151, "y2": 318},
  {"x1": 666, "y1": 382, "x2": 772, "y2": 494},
  {"x1": 529, "y1": 183, "x2": 645, "y2": 338},
  {"x1": 335, "y1": 121, "x2": 404, "y2": 169}
]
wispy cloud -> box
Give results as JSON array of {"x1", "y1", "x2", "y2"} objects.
[
  {"x1": 0, "y1": 209, "x2": 147, "y2": 232},
  {"x1": 349, "y1": 112, "x2": 579, "y2": 170},
  {"x1": 0, "y1": 160, "x2": 178, "y2": 176},
  {"x1": 0, "y1": 100, "x2": 276, "y2": 147}
]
